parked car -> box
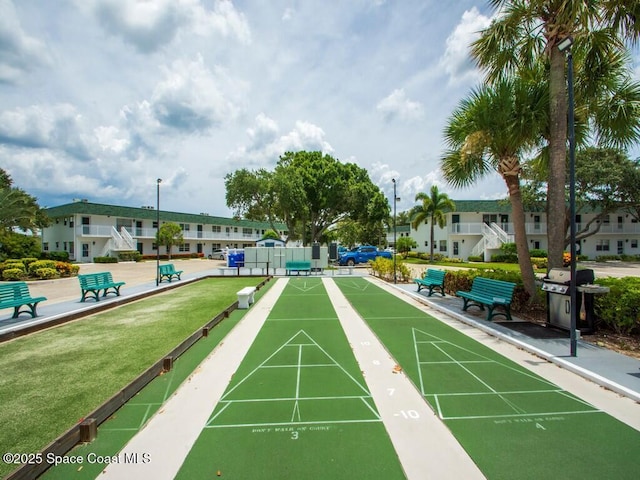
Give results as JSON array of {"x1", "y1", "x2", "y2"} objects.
[
  {"x1": 338, "y1": 245, "x2": 392, "y2": 266},
  {"x1": 211, "y1": 249, "x2": 227, "y2": 260}
]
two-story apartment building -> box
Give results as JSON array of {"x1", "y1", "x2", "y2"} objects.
[
  {"x1": 42, "y1": 200, "x2": 287, "y2": 262},
  {"x1": 388, "y1": 200, "x2": 640, "y2": 260}
]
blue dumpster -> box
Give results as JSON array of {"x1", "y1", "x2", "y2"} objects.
[{"x1": 227, "y1": 250, "x2": 245, "y2": 267}]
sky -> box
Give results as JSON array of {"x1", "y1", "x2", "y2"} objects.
[{"x1": 1, "y1": 0, "x2": 639, "y2": 218}]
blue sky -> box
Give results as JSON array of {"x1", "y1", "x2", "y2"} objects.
[{"x1": 1, "y1": 0, "x2": 639, "y2": 217}]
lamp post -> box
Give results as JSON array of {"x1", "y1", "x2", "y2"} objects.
[
  {"x1": 392, "y1": 178, "x2": 398, "y2": 284},
  {"x1": 558, "y1": 36, "x2": 578, "y2": 356},
  {"x1": 156, "y1": 178, "x2": 162, "y2": 286}
]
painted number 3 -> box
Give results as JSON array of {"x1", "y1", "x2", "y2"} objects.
[{"x1": 291, "y1": 431, "x2": 299, "y2": 440}]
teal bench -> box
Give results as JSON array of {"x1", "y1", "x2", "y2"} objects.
[
  {"x1": 285, "y1": 261, "x2": 311, "y2": 276},
  {"x1": 456, "y1": 277, "x2": 516, "y2": 321},
  {"x1": 414, "y1": 268, "x2": 446, "y2": 297},
  {"x1": 0, "y1": 282, "x2": 47, "y2": 318},
  {"x1": 78, "y1": 272, "x2": 125, "y2": 302},
  {"x1": 158, "y1": 263, "x2": 183, "y2": 283}
]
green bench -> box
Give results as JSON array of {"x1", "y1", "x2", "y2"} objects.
[
  {"x1": 158, "y1": 263, "x2": 183, "y2": 283},
  {"x1": 78, "y1": 272, "x2": 125, "y2": 302},
  {"x1": 0, "y1": 282, "x2": 47, "y2": 318},
  {"x1": 456, "y1": 277, "x2": 516, "y2": 321},
  {"x1": 285, "y1": 261, "x2": 311, "y2": 276},
  {"x1": 414, "y1": 268, "x2": 446, "y2": 297}
]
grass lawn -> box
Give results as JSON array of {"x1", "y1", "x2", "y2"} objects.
[
  {"x1": 0, "y1": 277, "x2": 266, "y2": 479},
  {"x1": 401, "y1": 258, "x2": 524, "y2": 272}
]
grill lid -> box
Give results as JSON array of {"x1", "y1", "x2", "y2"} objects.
[{"x1": 543, "y1": 268, "x2": 595, "y2": 286}]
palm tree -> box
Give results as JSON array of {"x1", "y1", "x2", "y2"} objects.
[
  {"x1": 411, "y1": 185, "x2": 456, "y2": 262},
  {"x1": 472, "y1": 0, "x2": 640, "y2": 269},
  {"x1": 441, "y1": 77, "x2": 547, "y2": 300}
]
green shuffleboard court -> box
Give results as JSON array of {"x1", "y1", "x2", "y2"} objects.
[
  {"x1": 334, "y1": 277, "x2": 640, "y2": 480},
  {"x1": 176, "y1": 277, "x2": 405, "y2": 479}
]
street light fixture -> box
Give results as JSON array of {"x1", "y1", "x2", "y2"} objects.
[
  {"x1": 156, "y1": 178, "x2": 162, "y2": 286},
  {"x1": 558, "y1": 36, "x2": 578, "y2": 356}
]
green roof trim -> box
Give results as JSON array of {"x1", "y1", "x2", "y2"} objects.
[{"x1": 43, "y1": 201, "x2": 286, "y2": 230}]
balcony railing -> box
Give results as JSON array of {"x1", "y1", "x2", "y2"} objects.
[{"x1": 75, "y1": 225, "x2": 266, "y2": 242}]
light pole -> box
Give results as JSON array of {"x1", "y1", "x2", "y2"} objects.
[
  {"x1": 156, "y1": 178, "x2": 162, "y2": 286},
  {"x1": 392, "y1": 179, "x2": 398, "y2": 284},
  {"x1": 558, "y1": 36, "x2": 578, "y2": 356}
]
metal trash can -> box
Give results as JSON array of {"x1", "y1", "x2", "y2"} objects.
[{"x1": 541, "y1": 268, "x2": 596, "y2": 333}]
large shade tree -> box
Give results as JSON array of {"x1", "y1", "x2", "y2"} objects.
[
  {"x1": 226, "y1": 151, "x2": 389, "y2": 245},
  {"x1": 473, "y1": 0, "x2": 640, "y2": 269},
  {"x1": 410, "y1": 185, "x2": 456, "y2": 262},
  {"x1": 441, "y1": 77, "x2": 547, "y2": 299}
]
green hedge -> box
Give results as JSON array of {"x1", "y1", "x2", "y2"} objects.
[
  {"x1": 593, "y1": 277, "x2": 640, "y2": 335},
  {"x1": 94, "y1": 256, "x2": 118, "y2": 263}
]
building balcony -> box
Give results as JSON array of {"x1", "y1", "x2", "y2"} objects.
[{"x1": 75, "y1": 226, "x2": 265, "y2": 242}]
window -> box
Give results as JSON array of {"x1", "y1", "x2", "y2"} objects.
[
  {"x1": 212, "y1": 225, "x2": 221, "y2": 233},
  {"x1": 179, "y1": 243, "x2": 191, "y2": 252},
  {"x1": 596, "y1": 239, "x2": 610, "y2": 251},
  {"x1": 43, "y1": 242, "x2": 49, "y2": 251},
  {"x1": 453, "y1": 241, "x2": 459, "y2": 256},
  {"x1": 632, "y1": 239, "x2": 638, "y2": 249},
  {"x1": 602, "y1": 215, "x2": 610, "y2": 224},
  {"x1": 153, "y1": 221, "x2": 158, "y2": 229},
  {"x1": 243, "y1": 228, "x2": 252, "y2": 237},
  {"x1": 82, "y1": 243, "x2": 89, "y2": 257},
  {"x1": 534, "y1": 215, "x2": 541, "y2": 231},
  {"x1": 69, "y1": 242, "x2": 74, "y2": 253},
  {"x1": 180, "y1": 223, "x2": 190, "y2": 232},
  {"x1": 439, "y1": 240, "x2": 447, "y2": 252}
]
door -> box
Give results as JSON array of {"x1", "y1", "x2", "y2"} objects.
[
  {"x1": 82, "y1": 217, "x2": 90, "y2": 235},
  {"x1": 618, "y1": 240, "x2": 624, "y2": 255}
]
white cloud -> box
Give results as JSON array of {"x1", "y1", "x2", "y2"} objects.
[
  {"x1": 80, "y1": 0, "x2": 250, "y2": 53},
  {"x1": 149, "y1": 55, "x2": 248, "y2": 132},
  {"x1": 439, "y1": 7, "x2": 491, "y2": 85},
  {"x1": 0, "y1": 0, "x2": 53, "y2": 84},
  {"x1": 0, "y1": 104, "x2": 93, "y2": 159},
  {"x1": 376, "y1": 89, "x2": 424, "y2": 122},
  {"x1": 228, "y1": 117, "x2": 334, "y2": 168}
]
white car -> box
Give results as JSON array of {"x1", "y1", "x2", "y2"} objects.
[{"x1": 211, "y1": 249, "x2": 227, "y2": 260}]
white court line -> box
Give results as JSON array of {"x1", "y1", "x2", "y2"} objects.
[
  {"x1": 207, "y1": 419, "x2": 382, "y2": 429},
  {"x1": 443, "y1": 409, "x2": 601, "y2": 421},
  {"x1": 217, "y1": 394, "x2": 375, "y2": 403}
]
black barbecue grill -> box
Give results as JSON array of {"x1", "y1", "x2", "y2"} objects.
[{"x1": 541, "y1": 268, "x2": 595, "y2": 333}]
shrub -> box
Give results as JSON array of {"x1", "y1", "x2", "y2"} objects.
[
  {"x1": 441, "y1": 257, "x2": 463, "y2": 263},
  {"x1": 33, "y1": 268, "x2": 59, "y2": 280},
  {"x1": 529, "y1": 249, "x2": 547, "y2": 258},
  {"x1": 117, "y1": 251, "x2": 142, "y2": 262},
  {"x1": 593, "y1": 277, "x2": 640, "y2": 335},
  {"x1": 467, "y1": 255, "x2": 483, "y2": 262},
  {"x1": 94, "y1": 256, "x2": 118, "y2": 263},
  {"x1": 530, "y1": 257, "x2": 548, "y2": 270},
  {"x1": 2, "y1": 268, "x2": 26, "y2": 281},
  {"x1": 55, "y1": 261, "x2": 79, "y2": 277},
  {"x1": 369, "y1": 257, "x2": 411, "y2": 283},
  {"x1": 42, "y1": 251, "x2": 71, "y2": 261},
  {"x1": 21, "y1": 257, "x2": 39, "y2": 267},
  {"x1": 28, "y1": 260, "x2": 57, "y2": 276},
  {"x1": 491, "y1": 253, "x2": 518, "y2": 263}
]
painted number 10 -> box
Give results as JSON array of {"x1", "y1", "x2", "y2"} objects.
[{"x1": 398, "y1": 410, "x2": 420, "y2": 419}]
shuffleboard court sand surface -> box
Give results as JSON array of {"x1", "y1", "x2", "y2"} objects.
[
  {"x1": 175, "y1": 277, "x2": 406, "y2": 479},
  {"x1": 335, "y1": 277, "x2": 640, "y2": 480}
]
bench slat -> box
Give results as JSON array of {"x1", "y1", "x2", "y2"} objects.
[
  {"x1": 78, "y1": 272, "x2": 125, "y2": 302},
  {"x1": 455, "y1": 277, "x2": 516, "y2": 321},
  {"x1": 414, "y1": 269, "x2": 446, "y2": 297},
  {"x1": 0, "y1": 282, "x2": 47, "y2": 318}
]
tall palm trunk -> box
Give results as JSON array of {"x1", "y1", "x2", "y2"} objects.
[
  {"x1": 547, "y1": 47, "x2": 569, "y2": 270},
  {"x1": 500, "y1": 157, "x2": 538, "y2": 301},
  {"x1": 429, "y1": 217, "x2": 435, "y2": 262}
]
